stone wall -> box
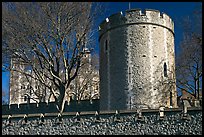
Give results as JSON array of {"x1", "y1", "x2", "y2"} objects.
[
  {"x1": 2, "y1": 108, "x2": 202, "y2": 135},
  {"x1": 99, "y1": 9, "x2": 177, "y2": 110},
  {"x1": 2, "y1": 99, "x2": 99, "y2": 115}
]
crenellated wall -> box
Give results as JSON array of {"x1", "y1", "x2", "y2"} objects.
[
  {"x1": 2, "y1": 107, "x2": 202, "y2": 135},
  {"x1": 2, "y1": 99, "x2": 100, "y2": 115},
  {"x1": 99, "y1": 9, "x2": 174, "y2": 40},
  {"x1": 99, "y1": 9, "x2": 177, "y2": 110}
]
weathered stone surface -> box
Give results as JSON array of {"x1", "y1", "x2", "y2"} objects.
[
  {"x1": 99, "y1": 9, "x2": 177, "y2": 110},
  {"x1": 2, "y1": 110, "x2": 202, "y2": 135}
]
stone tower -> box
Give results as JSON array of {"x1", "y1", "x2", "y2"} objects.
[{"x1": 99, "y1": 9, "x2": 177, "y2": 110}]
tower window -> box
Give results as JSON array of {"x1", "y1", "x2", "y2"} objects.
[
  {"x1": 95, "y1": 85, "x2": 99, "y2": 90},
  {"x1": 164, "y1": 62, "x2": 167, "y2": 77},
  {"x1": 128, "y1": 67, "x2": 131, "y2": 84},
  {"x1": 170, "y1": 92, "x2": 173, "y2": 107},
  {"x1": 24, "y1": 96, "x2": 27, "y2": 101}
]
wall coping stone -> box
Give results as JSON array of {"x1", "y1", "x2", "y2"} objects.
[{"x1": 2, "y1": 107, "x2": 202, "y2": 119}]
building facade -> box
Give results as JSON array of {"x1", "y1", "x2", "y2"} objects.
[
  {"x1": 9, "y1": 48, "x2": 99, "y2": 105},
  {"x1": 99, "y1": 9, "x2": 177, "y2": 110},
  {"x1": 9, "y1": 58, "x2": 46, "y2": 105}
]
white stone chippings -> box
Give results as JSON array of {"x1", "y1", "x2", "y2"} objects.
[
  {"x1": 163, "y1": 19, "x2": 169, "y2": 106},
  {"x1": 164, "y1": 18, "x2": 168, "y2": 71},
  {"x1": 126, "y1": 27, "x2": 133, "y2": 109},
  {"x1": 99, "y1": 9, "x2": 176, "y2": 110},
  {"x1": 148, "y1": 25, "x2": 155, "y2": 107}
]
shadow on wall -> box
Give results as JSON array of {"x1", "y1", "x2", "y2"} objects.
[{"x1": 2, "y1": 99, "x2": 100, "y2": 115}]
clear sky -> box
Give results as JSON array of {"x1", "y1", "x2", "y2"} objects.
[{"x1": 2, "y1": 2, "x2": 201, "y2": 103}]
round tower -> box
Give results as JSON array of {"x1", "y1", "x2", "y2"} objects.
[{"x1": 99, "y1": 9, "x2": 177, "y2": 110}]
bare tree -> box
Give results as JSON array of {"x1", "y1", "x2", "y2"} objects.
[
  {"x1": 2, "y1": 2, "x2": 102, "y2": 113},
  {"x1": 175, "y1": 5, "x2": 202, "y2": 99},
  {"x1": 71, "y1": 53, "x2": 99, "y2": 102}
]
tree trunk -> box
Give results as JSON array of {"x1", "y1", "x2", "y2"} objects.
[
  {"x1": 196, "y1": 64, "x2": 200, "y2": 99},
  {"x1": 59, "y1": 94, "x2": 67, "y2": 114},
  {"x1": 194, "y1": 77, "x2": 197, "y2": 98},
  {"x1": 56, "y1": 84, "x2": 66, "y2": 114}
]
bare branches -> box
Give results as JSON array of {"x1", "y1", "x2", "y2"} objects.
[
  {"x1": 2, "y1": 2, "x2": 101, "y2": 113},
  {"x1": 71, "y1": 53, "x2": 99, "y2": 101},
  {"x1": 175, "y1": 6, "x2": 202, "y2": 99}
]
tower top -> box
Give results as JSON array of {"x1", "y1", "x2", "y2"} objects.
[{"x1": 99, "y1": 9, "x2": 174, "y2": 40}]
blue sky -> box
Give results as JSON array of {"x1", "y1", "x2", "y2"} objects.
[
  {"x1": 95, "y1": 2, "x2": 201, "y2": 54},
  {"x1": 2, "y1": 2, "x2": 201, "y2": 102}
]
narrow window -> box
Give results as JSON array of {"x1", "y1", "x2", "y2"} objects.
[
  {"x1": 96, "y1": 85, "x2": 99, "y2": 90},
  {"x1": 128, "y1": 67, "x2": 131, "y2": 84},
  {"x1": 24, "y1": 96, "x2": 27, "y2": 102},
  {"x1": 170, "y1": 92, "x2": 173, "y2": 107},
  {"x1": 164, "y1": 62, "x2": 167, "y2": 77}
]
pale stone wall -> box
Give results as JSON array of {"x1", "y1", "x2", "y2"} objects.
[
  {"x1": 99, "y1": 13, "x2": 128, "y2": 110},
  {"x1": 99, "y1": 33, "x2": 109, "y2": 110},
  {"x1": 9, "y1": 58, "x2": 29, "y2": 104},
  {"x1": 166, "y1": 29, "x2": 177, "y2": 108},
  {"x1": 9, "y1": 50, "x2": 100, "y2": 105},
  {"x1": 9, "y1": 59, "x2": 50, "y2": 105},
  {"x1": 99, "y1": 9, "x2": 176, "y2": 110}
]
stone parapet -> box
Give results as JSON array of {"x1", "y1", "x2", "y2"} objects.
[
  {"x1": 99, "y1": 9, "x2": 174, "y2": 40},
  {"x1": 2, "y1": 107, "x2": 202, "y2": 135}
]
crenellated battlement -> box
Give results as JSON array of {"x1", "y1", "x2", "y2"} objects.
[
  {"x1": 99, "y1": 9, "x2": 174, "y2": 39},
  {"x1": 99, "y1": 12, "x2": 126, "y2": 36},
  {"x1": 2, "y1": 99, "x2": 100, "y2": 115},
  {"x1": 2, "y1": 107, "x2": 202, "y2": 135}
]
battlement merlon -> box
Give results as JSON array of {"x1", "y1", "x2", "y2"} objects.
[{"x1": 99, "y1": 9, "x2": 174, "y2": 39}]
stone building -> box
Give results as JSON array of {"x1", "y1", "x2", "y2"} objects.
[
  {"x1": 177, "y1": 89, "x2": 202, "y2": 108},
  {"x1": 67, "y1": 48, "x2": 100, "y2": 102},
  {"x1": 99, "y1": 9, "x2": 177, "y2": 110},
  {"x1": 9, "y1": 48, "x2": 99, "y2": 105},
  {"x1": 9, "y1": 57, "x2": 46, "y2": 105}
]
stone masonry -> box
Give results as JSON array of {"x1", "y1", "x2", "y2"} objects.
[
  {"x1": 2, "y1": 108, "x2": 202, "y2": 135},
  {"x1": 99, "y1": 9, "x2": 177, "y2": 110}
]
